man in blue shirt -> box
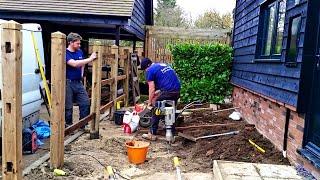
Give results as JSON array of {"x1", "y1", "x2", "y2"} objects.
[
  {"x1": 65, "y1": 33, "x2": 96, "y2": 126},
  {"x1": 140, "y1": 58, "x2": 181, "y2": 141}
]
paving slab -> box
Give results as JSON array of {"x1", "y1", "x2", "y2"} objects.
[
  {"x1": 121, "y1": 167, "x2": 147, "y2": 179},
  {"x1": 213, "y1": 160, "x2": 302, "y2": 180},
  {"x1": 256, "y1": 163, "x2": 302, "y2": 179}
]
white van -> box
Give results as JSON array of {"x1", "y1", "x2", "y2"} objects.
[{"x1": 0, "y1": 20, "x2": 45, "y2": 137}]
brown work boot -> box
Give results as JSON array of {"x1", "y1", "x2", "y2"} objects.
[{"x1": 142, "y1": 133, "x2": 157, "y2": 141}]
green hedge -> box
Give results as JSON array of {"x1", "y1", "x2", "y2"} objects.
[{"x1": 171, "y1": 43, "x2": 232, "y2": 103}]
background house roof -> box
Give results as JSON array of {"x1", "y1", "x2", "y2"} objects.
[{"x1": 0, "y1": 0, "x2": 135, "y2": 17}]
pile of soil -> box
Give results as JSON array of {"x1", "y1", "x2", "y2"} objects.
[
  {"x1": 189, "y1": 112, "x2": 289, "y2": 162},
  {"x1": 175, "y1": 127, "x2": 289, "y2": 165}
]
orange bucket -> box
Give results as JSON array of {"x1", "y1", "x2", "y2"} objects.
[{"x1": 125, "y1": 141, "x2": 150, "y2": 164}]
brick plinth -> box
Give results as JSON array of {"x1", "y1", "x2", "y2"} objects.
[{"x1": 232, "y1": 86, "x2": 319, "y2": 178}]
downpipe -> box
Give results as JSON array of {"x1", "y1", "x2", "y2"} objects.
[{"x1": 282, "y1": 108, "x2": 291, "y2": 158}]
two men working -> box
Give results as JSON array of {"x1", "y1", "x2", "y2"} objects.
[{"x1": 64, "y1": 33, "x2": 181, "y2": 141}]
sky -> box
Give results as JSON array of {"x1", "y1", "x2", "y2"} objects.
[{"x1": 154, "y1": 0, "x2": 236, "y2": 20}]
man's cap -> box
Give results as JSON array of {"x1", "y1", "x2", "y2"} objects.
[{"x1": 141, "y1": 58, "x2": 152, "y2": 70}]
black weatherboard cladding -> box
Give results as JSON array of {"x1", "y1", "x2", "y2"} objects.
[
  {"x1": 128, "y1": 0, "x2": 146, "y2": 39},
  {"x1": 231, "y1": 0, "x2": 308, "y2": 110}
]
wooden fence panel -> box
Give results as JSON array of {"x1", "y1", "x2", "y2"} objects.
[{"x1": 145, "y1": 26, "x2": 231, "y2": 63}]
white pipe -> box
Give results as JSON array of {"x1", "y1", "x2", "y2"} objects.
[
  {"x1": 282, "y1": 150, "x2": 287, "y2": 158},
  {"x1": 176, "y1": 167, "x2": 182, "y2": 180}
]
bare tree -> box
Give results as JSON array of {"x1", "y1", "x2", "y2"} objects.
[
  {"x1": 195, "y1": 10, "x2": 233, "y2": 29},
  {"x1": 155, "y1": 0, "x2": 189, "y2": 27}
]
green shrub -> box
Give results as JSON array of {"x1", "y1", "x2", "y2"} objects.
[{"x1": 171, "y1": 43, "x2": 232, "y2": 103}]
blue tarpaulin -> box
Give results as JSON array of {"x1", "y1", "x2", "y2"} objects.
[{"x1": 32, "y1": 119, "x2": 50, "y2": 139}]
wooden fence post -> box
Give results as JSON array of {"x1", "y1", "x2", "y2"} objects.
[
  {"x1": 90, "y1": 42, "x2": 102, "y2": 139},
  {"x1": 119, "y1": 47, "x2": 125, "y2": 68},
  {"x1": 50, "y1": 32, "x2": 66, "y2": 169},
  {"x1": 1, "y1": 21, "x2": 23, "y2": 180},
  {"x1": 123, "y1": 49, "x2": 130, "y2": 107},
  {"x1": 110, "y1": 45, "x2": 119, "y2": 120},
  {"x1": 145, "y1": 27, "x2": 153, "y2": 60}
]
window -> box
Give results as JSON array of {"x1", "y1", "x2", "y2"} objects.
[
  {"x1": 288, "y1": 0, "x2": 300, "y2": 6},
  {"x1": 257, "y1": 0, "x2": 286, "y2": 60},
  {"x1": 286, "y1": 16, "x2": 302, "y2": 63}
]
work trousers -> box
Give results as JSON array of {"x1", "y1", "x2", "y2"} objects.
[{"x1": 65, "y1": 79, "x2": 90, "y2": 126}]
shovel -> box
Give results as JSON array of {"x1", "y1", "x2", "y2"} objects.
[{"x1": 178, "y1": 130, "x2": 240, "y2": 142}]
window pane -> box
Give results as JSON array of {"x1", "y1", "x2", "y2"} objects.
[
  {"x1": 274, "y1": 0, "x2": 286, "y2": 55},
  {"x1": 287, "y1": 16, "x2": 301, "y2": 62},
  {"x1": 288, "y1": 0, "x2": 300, "y2": 6},
  {"x1": 262, "y1": 4, "x2": 276, "y2": 56}
]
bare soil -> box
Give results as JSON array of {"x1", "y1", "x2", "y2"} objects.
[
  {"x1": 23, "y1": 107, "x2": 290, "y2": 179},
  {"x1": 175, "y1": 110, "x2": 289, "y2": 167}
]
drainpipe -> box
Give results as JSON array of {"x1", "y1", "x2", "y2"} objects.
[{"x1": 283, "y1": 108, "x2": 291, "y2": 158}]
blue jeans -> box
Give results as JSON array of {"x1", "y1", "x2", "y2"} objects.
[
  {"x1": 151, "y1": 91, "x2": 180, "y2": 135},
  {"x1": 65, "y1": 80, "x2": 90, "y2": 125}
]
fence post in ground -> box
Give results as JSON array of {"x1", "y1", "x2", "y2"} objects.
[
  {"x1": 123, "y1": 48, "x2": 130, "y2": 107},
  {"x1": 1, "y1": 21, "x2": 23, "y2": 180},
  {"x1": 90, "y1": 41, "x2": 102, "y2": 139},
  {"x1": 110, "y1": 45, "x2": 119, "y2": 120},
  {"x1": 50, "y1": 31, "x2": 66, "y2": 169}
]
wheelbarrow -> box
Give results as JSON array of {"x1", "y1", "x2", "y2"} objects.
[{"x1": 138, "y1": 101, "x2": 201, "y2": 128}]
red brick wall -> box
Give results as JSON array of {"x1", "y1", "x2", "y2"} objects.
[{"x1": 232, "y1": 86, "x2": 319, "y2": 177}]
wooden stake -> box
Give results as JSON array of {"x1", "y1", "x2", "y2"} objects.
[
  {"x1": 1, "y1": 21, "x2": 23, "y2": 180},
  {"x1": 110, "y1": 45, "x2": 119, "y2": 120},
  {"x1": 123, "y1": 48, "x2": 130, "y2": 106},
  {"x1": 146, "y1": 29, "x2": 153, "y2": 60},
  {"x1": 119, "y1": 47, "x2": 125, "y2": 67},
  {"x1": 50, "y1": 31, "x2": 66, "y2": 169},
  {"x1": 90, "y1": 41, "x2": 102, "y2": 139}
]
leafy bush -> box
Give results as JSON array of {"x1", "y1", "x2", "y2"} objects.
[{"x1": 171, "y1": 43, "x2": 232, "y2": 103}]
